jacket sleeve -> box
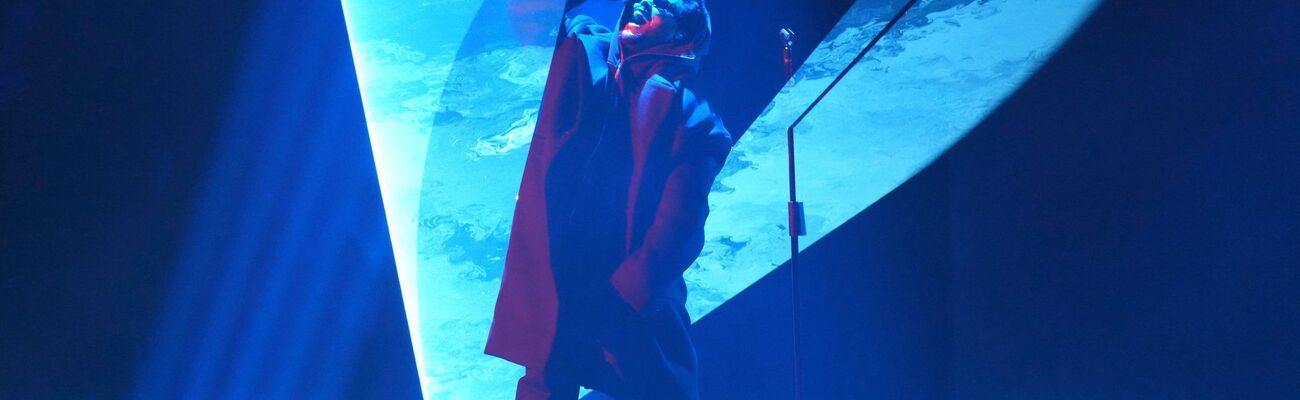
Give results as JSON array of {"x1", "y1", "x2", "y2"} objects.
[
  {"x1": 610, "y1": 101, "x2": 733, "y2": 312},
  {"x1": 536, "y1": 14, "x2": 612, "y2": 140},
  {"x1": 561, "y1": 14, "x2": 610, "y2": 38}
]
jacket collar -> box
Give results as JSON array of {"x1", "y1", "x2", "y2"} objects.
[
  {"x1": 610, "y1": 43, "x2": 698, "y2": 94},
  {"x1": 604, "y1": 12, "x2": 700, "y2": 94}
]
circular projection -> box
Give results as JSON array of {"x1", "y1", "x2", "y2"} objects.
[{"x1": 342, "y1": 0, "x2": 1099, "y2": 397}]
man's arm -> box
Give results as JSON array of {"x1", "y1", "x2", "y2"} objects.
[
  {"x1": 563, "y1": 14, "x2": 609, "y2": 37},
  {"x1": 610, "y1": 103, "x2": 732, "y2": 313}
]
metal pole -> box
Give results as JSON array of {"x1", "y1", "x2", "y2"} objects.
[
  {"x1": 781, "y1": 1, "x2": 918, "y2": 398},
  {"x1": 780, "y1": 27, "x2": 806, "y2": 400}
]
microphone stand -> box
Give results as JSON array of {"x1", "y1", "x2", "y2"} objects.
[
  {"x1": 779, "y1": 27, "x2": 807, "y2": 400},
  {"x1": 781, "y1": 0, "x2": 918, "y2": 398}
]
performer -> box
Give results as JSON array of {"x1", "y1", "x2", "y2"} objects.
[{"x1": 486, "y1": 0, "x2": 731, "y2": 398}]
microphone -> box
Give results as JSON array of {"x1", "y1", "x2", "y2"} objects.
[{"x1": 780, "y1": 28, "x2": 797, "y2": 80}]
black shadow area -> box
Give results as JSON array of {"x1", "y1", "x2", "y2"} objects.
[{"x1": 693, "y1": 0, "x2": 1299, "y2": 398}]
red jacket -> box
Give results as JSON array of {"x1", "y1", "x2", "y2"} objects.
[{"x1": 485, "y1": 16, "x2": 732, "y2": 369}]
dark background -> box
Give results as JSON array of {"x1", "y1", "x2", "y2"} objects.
[
  {"x1": 694, "y1": 1, "x2": 1300, "y2": 399},
  {"x1": 1, "y1": 1, "x2": 420, "y2": 398},
  {"x1": 2, "y1": 0, "x2": 1297, "y2": 398}
]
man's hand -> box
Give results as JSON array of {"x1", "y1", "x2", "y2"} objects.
[{"x1": 598, "y1": 281, "x2": 640, "y2": 322}]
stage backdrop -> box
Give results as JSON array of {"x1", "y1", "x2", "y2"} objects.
[{"x1": 340, "y1": 0, "x2": 1098, "y2": 397}]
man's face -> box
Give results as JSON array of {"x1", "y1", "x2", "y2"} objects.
[{"x1": 620, "y1": 0, "x2": 682, "y2": 51}]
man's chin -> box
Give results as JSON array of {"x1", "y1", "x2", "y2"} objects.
[{"x1": 620, "y1": 27, "x2": 642, "y2": 41}]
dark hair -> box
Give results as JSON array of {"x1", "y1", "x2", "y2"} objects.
[{"x1": 673, "y1": 0, "x2": 712, "y2": 57}]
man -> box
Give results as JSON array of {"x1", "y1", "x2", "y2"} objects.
[{"x1": 486, "y1": 0, "x2": 731, "y2": 398}]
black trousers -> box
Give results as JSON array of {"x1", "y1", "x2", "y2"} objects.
[{"x1": 516, "y1": 300, "x2": 699, "y2": 400}]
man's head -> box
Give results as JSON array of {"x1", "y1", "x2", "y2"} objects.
[{"x1": 619, "y1": 0, "x2": 711, "y2": 57}]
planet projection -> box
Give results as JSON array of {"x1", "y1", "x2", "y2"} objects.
[{"x1": 340, "y1": 0, "x2": 1099, "y2": 397}]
